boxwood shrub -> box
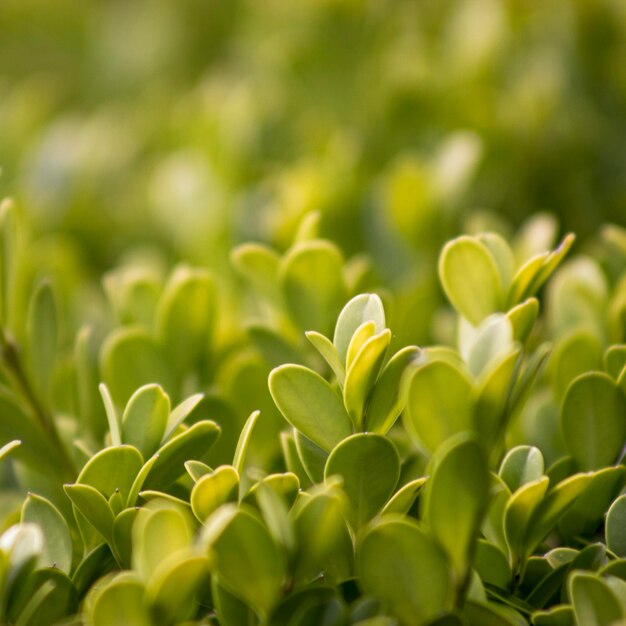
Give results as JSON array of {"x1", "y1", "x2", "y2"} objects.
[{"x1": 3, "y1": 198, "x2": 626, "y2": 626}]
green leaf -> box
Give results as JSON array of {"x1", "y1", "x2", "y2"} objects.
[
  {"x1": 507, "y1": 254, "x2": 547, "y2": 307},
  {"x1": 529, "y1": 234, "x2": 576, "y2": 298},
  {"x1": 561, "y1": 372, "x2": 626, "y2": 471},
  {"x1": 569, "y1": 571, "x2": 625, "y2": 626},
  {"x1": 559, "y1": 466, "x2": 626, "y2": 539},
  {"x1": 472, "y1": 347, "x2": 521, "y2": 447},
  {"x1": 77, "y1": 445, "x2": 144, "y2": 502},
  {"x1": 305, "y1": 330, "x2": 345, "y2": 385},
  {"x1": 474, "y1": 540, "x2": 512, "y2": 589},
  {"x1": 279, "y1": 240, "x2": 347, "y2": 334},
  {"x1": 21, "y1": 494, "x2": 72, "y2": 574},
  {"x1": 231, "y1": 242, "x2": 280, "y2": 300},
  {"x1": 294, "y1": 211, "x2": 321, "y2": 243},
  {"x1": 142, "y1": 420, "x2": 221, "y2": 491},
  {"x1": 464, "y1": 599, "x2": 525, "y2": 625},
  {"x1": 155, "y1": 265, "x2": 214, "y2": 372},
  {"x1": 269, "y1": 365, "x2": 352, "y2": 452},
  {"x1": 103, "y1": 268, "x2": 160, "y2": 328},
  {"x1": 333, "y1": 293, "x2": 386, "y2": 365},
  {"x1": 467, "y1": 314, "x2": 514, "y2": 379},
  {"x1": 163, "y1": 392, "x2": 204, "y2": 441},
  {"x1": 549, "y1": 331, "x2": 603, "y2": 401},
  {"x1": 108, "y1": 490, "x2": 123, "y2": 516},
  {"x1": 191, "y1": 465, "x2": 239, "y2": 523},
  {"x1": 11, "y1": 569, "x2": 77, "y2": 626},
  {"x1": 607, "y1": 495, "x2": 626, "y2": 558},
  {"x1": 345, "y1": 321, "x2": 377, "y2": 369},
  {"x1": 203, "y1": 505, "x2": 286, "y2": 618},
  {"x1": 381, "y1": 477, "x2": 427, "y2": 516},
  {"x1": 280, "y1": 431, "x2": 311, "y2": 489},
  {"x1": 244, "y1": 472, "x2": 300, "y2": 508},
  {"x1": 324, "y1": 433, "x2": 400, "y2": 527},
  {"x1": 294, "y1": 430, "x2": 328, "y2": 484},
  {"x1": 343, "y1": 330, "x2": 391, "y2": 429},
  {"x1": 138, "y1": 490, "x2": 190, "y2": 507},
  {"x1": 132, "y1": 506, "x2": 193, "y2": 583},
  {"x1": 421, "y1": 436, "x2": 490, "y2": 580},
  {"x1": 503, "y1": 477, "x2": 549, "y2": 564},
  {"x1": 100, "y1": 326, "x2": 177, "y2": 407},
  {"x1": 364, "y1": 346, "x2": 420, "y2": 435},
  {"x1": 184, "y1": 459, "x2": 213, "y2": 482},
  {"x1": 126, "y1": 453, "x2": 160, "y2": 507},
  {"x1": 233, "y1": 410, "x2": 260, "y2": 476},
  {"x1": 357, "y1": 517, "x2": 454, "y2": 626},
  {"x1": 531, "y1": 605, "x2": 575, "y2": 626},
  {"x1": 477, "y1": 232, "x2": 515, "y2": 292},
  {"x1": 506, "y1": 298, "x2": 539, "y2": 343},
  {"x1": 212, "y1": 577, "x2": 259, "y2": 626},
  {"x1": 247, "y1": 324, "x2": 305, "y2": 368},
  {"x1": 26, "y1": 280, "x2": 58, "y2": 400},
  {"x1": 605, "y1": 345, "x2": 626, "y2": 381},
  {"x1": 293, "y1": 487, "x2": 353, "y2": 584},
  {"x1": 438, "y1": 236, "x2": 503, "y2": 325},
  {"x1": 254, "y1": 481, "x2": 295, "y2": 553},
  {"x1": 144, "y1": 549, "x2": 209, "y2": 623},
  {"x1": 98, "y1": 384, "x2": 121, "y2": 447},
  {"x1": 404, "y1": 361, "x2": 473, "y2": 452},
  {"x1": 1, "y1": 523, "x2": 43, "y2": 597},
  {"x1": 72, "y1": 543, "x2": 115, "y2": 597},
  {"x1": 112, "y1": 508, "x2": 139, "y2": 569},
  {"x1": 90, "y1": 574, "x2": 151, "y2": 626},
  {"x1": 499, "y1": 446, "x2": 544, "y2": 493},
  {"x1": 121, "y1": 384, "x2": 170, "y2": 458},
  {"x1": 64, "y1": 484, "x2": 115, "y2": 544},
  {"x1": 0, "y1": 439, "x2": 21, "y2": 462},
  {"x1": 525, "y1": 473, "x2": 592, "y2": 557}
]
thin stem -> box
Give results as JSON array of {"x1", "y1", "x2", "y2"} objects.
[{"x1": 0, "y1": 327, "x2": 76, "y2": 480}]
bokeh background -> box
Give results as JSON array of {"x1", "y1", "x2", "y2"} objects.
[{"x1": 2, "y1": 0, "x2": 626, "y2": 272}]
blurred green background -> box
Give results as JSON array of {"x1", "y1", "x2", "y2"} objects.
[{"x1": 2, "y1": 0, "x2": 625, "y2": 275}]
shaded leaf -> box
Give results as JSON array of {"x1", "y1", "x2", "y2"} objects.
[
  {"x1": 21, "y1": 494, "x2": 72, "y2": 574},
  {"x1": 404, "y1": 361, "x2": 473, "y2": 452},
  {"x1": 561, "y1": 372, "x2": 626, "y2": 471},
  {"x1": 422, "y1": 436, "x2": 490, "y2": 580},
  {"x1": 279, "y1": 240, "x2": 347, "y2": 334},
  {"x1": 142, "y1": 420, "x2": 220, "y2": 491},
  {"x1": 364, "y1": 346, "x2": 420, "y2": 435},
  {"x1": 357, "y1": 517, "x2": 453, "y2": 626},
  {"x1": 324, "y1": 433, "x2": 400, "y2": 527}
]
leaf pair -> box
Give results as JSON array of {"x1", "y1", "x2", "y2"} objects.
[
  {"x1": 405, "y1": 315, "x2": 525, "y2": 454},
  {"x1": 270, "y1": 294, "x2": 419, "y2": 455},
  {"x1": 86, "y1": 503, "x2": 208, "y2": 626},
  {"x1": 233, "y1": 236, "x2": 348, "y2": 336},
  {"x1": 101, "y1": 265, "x2": 215, "y2": 406},
  {"x1": 100, "y1": 382, "x2": 204, "y2": 458},
  {"x1": 486, "y1": 447, "x2": 592, "y2": 569},
  {"x1": 439, "y1": 232, "x2": 574, "y2": 326},
  {"x1": 356, "y1": 436, "x2": 490, "y2": 626}
]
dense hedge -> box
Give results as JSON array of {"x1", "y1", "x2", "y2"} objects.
[
  {"x1": 2, "y1": 201, "x2": 626, "y2": 624},
  {"x1": 2, "y1": 1, "x2": 626, "y2": 624}
]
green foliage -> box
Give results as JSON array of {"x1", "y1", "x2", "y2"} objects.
[{"x1": 2, "y1": 167, "x2": 626, "y2": 626}]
